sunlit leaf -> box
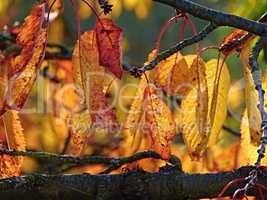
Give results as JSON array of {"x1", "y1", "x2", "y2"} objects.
[
  {"x1": 154, "y1": 52, "x2": 195, "y2": 96},
  {"x1": 0, "y1": 110, "x2": 25, "y2": 178},
  {"x1": 72, "y1": 30, "x2": 119, "y2": 133},
  {"x1": 206, "y1": 59, "x2": 230, "y2": 145},
  {"x1": 241, "y1": 49, "x2": 262, "y2": 146},
  {"x1": 65, "y1": 110, "x2": 91, "y2": 156},
  {"x1": 6, "y1": 29, "x2": 47, "y2": 110},
  {"x1": 95, "y1": 18, "x2": 123, "y2": 79},
  {"x1": 47, "y1": 0, "x2": 63, "y2": 22},
  {"x1": 179, "y1": 56, "x2": 229, "y2": 159},
  {"x1": 143, "y1": 86, "x2": 176, "y2": 160},
  {"x1": 11, "y1": 3, "x2": 45, "y2": 76},
  {"x1": 240, "y1": 111, "x2": 267, "y2": 165},
  {"x1": 122, "y1": 75, "x2": 147, "y2": 156},
  {"x1": 122, "y1": 50, "x2": 156, "y2": 156}
]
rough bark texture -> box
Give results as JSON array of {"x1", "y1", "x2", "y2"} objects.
[{"x1": 0, "y1": 166, "x2": 266, "y2": 200}]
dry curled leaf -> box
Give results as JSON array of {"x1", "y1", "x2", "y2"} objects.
[
  {"x1": 0, "y1": 110, "x2": 25, "y2": 178},
  {"x1": 95, "y1": 18, "x2": 123, "y2": 79}
]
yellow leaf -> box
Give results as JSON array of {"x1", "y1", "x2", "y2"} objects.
[
  {"x1": 206, "y1": 59, "x2": 230, "y2": 145},
  {"x1": 1, "y1": 110, "x2": 25, "y2": 178},
  {"x1": 179, "y1": 56, "x2": 208, "y2": 159},
  {"x1": 154, "y1": 52, "x2": 194, "y2": 96},
  {"x1": 241, "y1": 49, "x2": 262, "y2": 146},
  {"x1": 179, "y1": 57, "x2": 230, "y2": 159},
  {"x1": 65, "y1": 110, "x2": 91, "y2": 156},
  {"x1": 123, "y1": 0, "x2": 138, "y2": 11},
  {"x1": 72, "y1": 31, "x2": 119, "y2": 133},
  {"x1": 122, "y1": 75, "x2": 148, "y2": 156},
  {"x1": 240, "y1": 111, "x2": 267, "y2": 165},
  {"x1": 143, "y1": 86, "x2": 176, "y2": 160},
  {"x1": 121, "y1": 50, "x2": 156, "y2": 156}
]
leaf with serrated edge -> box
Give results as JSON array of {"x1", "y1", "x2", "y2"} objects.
[
  {"x1": 1, "y1": 110, "x2": 25, "y2": 178},
  {"x1": 143, "y1": 86, "x2": 176, "y2": 160}
]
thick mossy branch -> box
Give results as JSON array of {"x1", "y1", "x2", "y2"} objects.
[{"x1": 0, "y1": 166, "x2": 265, "y2": 200}]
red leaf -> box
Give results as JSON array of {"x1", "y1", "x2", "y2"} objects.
[{"x1": 95, "y1": 18, "x2": 123, "y2": 79}]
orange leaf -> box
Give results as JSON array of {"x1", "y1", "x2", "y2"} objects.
[
  {"x1": 11, "y1": 3, "x2": 46, "y2": 76},
  {"x1": 1, "y1": 110, "x2": 25, "y2": 178},
  {"x1": 153, "y1": 52, "x2": 192, "y2": 96},
  {"x1": 72, "y1": 31, "x2": 119, "y2": 133},
  {"x1": 95, "y1": 18, "x2": 123, "y2": 79},
  {"x1": 6, "y1": 29, "x2": 47, "y2": 110},
  {"x1": 65, "y1": 110, "x2": 91, "y2": 156},
  {"x1": 143, "y1": 86, "x2": 176, "y2": 160}
]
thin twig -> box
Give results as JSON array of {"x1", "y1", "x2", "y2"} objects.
[
  {"x1": 126, "y1": 22, "x2": 217, "y2": 76},
  {"x1": 249, "y1": 37, "x2": 267, "y2": 166}
]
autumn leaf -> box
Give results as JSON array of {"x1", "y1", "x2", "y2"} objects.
[
  {"x1": 241, "y1": 49, "x2": 262, "y2": 146},
  {"x1": 0, "y1": 52, "x2": 8, "y2": 113},
  {"x1": 153, "y1": 52, "x2": 193, "y2": 96},
  {"x1": 206, "y1": 59, "x2": 230, "y2": 145},
  {"x1": 6, "y1": 29, "x2": 47, "y2": 110},
  {"x1": 179, "y1": 56, "x2": 208, "y2": 159},
  {"x1": 122, "y1": 75, "x2": 148, "y2": 156},
  {"x1": 95, "y1": 18, "x2": 123, "y2": 79},
  {"x1": 178, "y1": 56, "x2": 230, "y2": 159},
  {"x1": 240, "y1": 111, "x2": 267, "y2": 165},
  {"x1": 143, "y1": 86, "x2": 176, "y2": 160},
  {"x1": 11, "y1": 3, "x2": 46, "y2": 76},
  {"x1": 0, "y1": 110, "x2": 25, "y2": 178},
  {"x1": 122, "y1": 50, "x2": 156, "y2": 156},
  {"x1": 64, "y1": 110, "x2": 91, "y2": 156},
  {"x1": 47, "y1": 0, "x2": 63, "y2": 22},
  {"x1": 72, "y1": 30, "x2": 119, "y2": 133}
]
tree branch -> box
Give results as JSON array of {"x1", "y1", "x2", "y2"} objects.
[
  {"x1": 154, "y1": 0, "x2": 267, "y2": 36},
  {"x1": 0, "y1": 149, "x2": 181, "y2": 174},
  {"x1": 134, "y1": 0, "x2": 267, "y2": 74},
  {"x1": 0, "y1": 166, "x2": 265, "y2": 200},
  {"x1": 249, "y1": 37, "x2": 267, "y2": 166},
  {"x1": 125, "y1": 22, "x2": 217, "y2": 76}
]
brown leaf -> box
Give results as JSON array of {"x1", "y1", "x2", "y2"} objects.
[{"x1": 95, "y1": 18, "x2": 123, "y2": 79}]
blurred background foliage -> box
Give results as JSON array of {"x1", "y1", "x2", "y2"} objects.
[{"x1": 1, "y1": 0, "x2": 267, "y2": 175}]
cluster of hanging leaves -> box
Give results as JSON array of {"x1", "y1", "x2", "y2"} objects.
[{"x1": 0, "y1": 0, "x2": 266, "y2": 180}]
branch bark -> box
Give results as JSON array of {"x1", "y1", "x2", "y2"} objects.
[{"x1": 0, "y1": 166, "x2": 265, "y2": 200}]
